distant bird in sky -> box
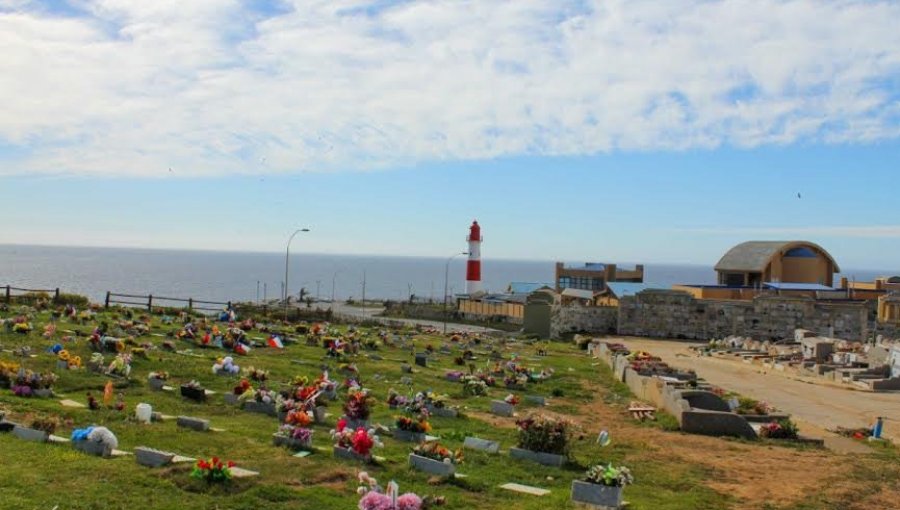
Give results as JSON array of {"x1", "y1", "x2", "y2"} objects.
[
  {"x1": 797, "y1": 192, "x2": 801, "y2": 199},
  {"x1": 168, "y1": 167, "x2": 173, "y2": 173}
]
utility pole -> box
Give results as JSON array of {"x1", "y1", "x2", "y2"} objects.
[
  {"x1": 316, "y1": 280, "x2": 321, "y2": 302},
  {"x1": 256, "y1": 281, "x2": 260, "y2": 304}
]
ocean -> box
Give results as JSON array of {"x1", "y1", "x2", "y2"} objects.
[{"x1": 0, "y1": 244, "x2": 890, "y2": 305}]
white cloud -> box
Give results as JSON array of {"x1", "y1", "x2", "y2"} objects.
[{"x1": 1, "y1": 0, "x2": 899, "y2": 177}]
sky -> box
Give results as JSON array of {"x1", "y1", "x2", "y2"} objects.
[{"x1": 1, "y1": 0, "x2": 899, "y2": 271}]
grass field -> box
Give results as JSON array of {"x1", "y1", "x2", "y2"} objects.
[{"x1": 0, "y1": 302, "x2": 897, "y2": 510}]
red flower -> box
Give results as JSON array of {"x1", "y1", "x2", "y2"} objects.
[
  {"x1": 227, "y1": 461, "x2": 235, "y2": 468},
  {"x1": 336, "y1": 417, "x2": 347, "y2": 432}
]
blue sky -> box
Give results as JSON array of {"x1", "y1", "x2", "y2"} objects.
[{"x1": 1, "y1": 1, "x2": 899, "y2": 271}]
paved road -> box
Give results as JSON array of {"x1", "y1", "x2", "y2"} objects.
[
  {"x1": 619, "y1": 338, "x2": 900, "y2": 442},
  {"x1": 327, "y1": 302, "x2": 503, "y2": 334}
]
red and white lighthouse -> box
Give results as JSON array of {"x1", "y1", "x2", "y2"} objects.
[{"x1": 466, "y1": 220, "x2": 483, "y2": 294}]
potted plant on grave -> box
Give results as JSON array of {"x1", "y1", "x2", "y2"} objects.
[
  {"x1": 147, "y1": 371, "x2": 169, "y2": 391},
  {"x1": 14, "y1": 415, "x2": 60, "y2": 442},
  {"x1": 394, "y1": 410, "x2": 431, "y2": 443},
  {"x1": 273, "y1": 424, "x2": 313, "y2": 450},
  {"x1": 342, "y1": 387, "x2": 374, "y2": 429},
  {"x1": 409, "y1": 440, "x2": 463, "y2": 477},
  {"x1": 510, "y1": 414, "x2": 572, "y2": 467},
  {"x1": 357, "y1": 472, "x2": 425, "y2": 510},
  {"x1": 285, "y1": 408, "x2": 313, "y2": 428},
  {"x1": 758, "y1": 418, "x2": 799, "y2": 440},
  {"x1": 180, "y1": 380, "x2": 207, "y2": 402},
  {"x1": 571, "y1": 462, "x2": 634, "y2": 508},
  {"x1": 331, "y1": 419, "x2": 382, "y2": 462},
  {"x1": 190, "y1": 457, "x2": 235, "y2": 484}
]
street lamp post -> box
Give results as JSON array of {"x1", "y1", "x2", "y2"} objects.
[
  {"x1": 284, "y1": 228, "x2": 311, "y2": 320},
  {"x1": 331, "y1": 271, "x2": 340, "y2": 311},
  {"x1": 443, "y1": 251, "x2": 469, "y2": 334}
]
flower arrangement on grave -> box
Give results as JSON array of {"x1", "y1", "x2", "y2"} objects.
[
  {"x1": 276, "y1": 424, "x2": 313, "y2": 446},
  {"x1": 584, "y1": 462, "x2": 634, "y2": 487},
  {"x1": 426, "y1": 391, "x2": 451, "y2": 409},
  {"x1": 86, "y1": 393, "x2": 100, "y2": 410},
  {"x1": 461, "y1": 376, "x2": 488, "y2": 396},
  {"x1": 395, "y1": 410, "x2": 431, "y2": 434},
  {"x1": 357, "y1": 472, "x2": 425, "y2": 510},
  {"x1": 331, "y1": 419, "x2": 382, "y2": 457},
  {"x1": 0, "y1": 361, "x2": 20, "y2": 386},
  {"x1": 13, "y1": 321, "x2": 32, "y2": 333},
  {"x1": 515, "y1": 414, "x2": 572, "y2": 456},
  {"x1": 244, "y1": 366, "x2": 269, "y2": 382},
  {"x1": 339, "y1": 362, "x2": 359, "y2": 375},
  {"x1": 11, "y1": 368, "x2": 58, "y2": 395},
  {"x1": 412, "y1": 441, "x2": 463, "y2": 465},
  {"x1": 42, "y1": 323, "x2": 57, "y2": 338},
  {"x1": 285, "y1": 409, "x2": 313, "y2": 427},
  {"x1": 734, "y1": 397, "x2": 775, "y2": 416},
  {"x1": 88, "y1": 352, "x2": 105, "y2": 369},
  {"x1": 148, "y1": 371, "x2": 169, "y2": 381},
  {"x1": 57, "y1": 350, "x2": 82, "y2": 369},
  {"x1": 387, "y1": 389, "x2": 409, "y2": 409},
  {"x1": 28, "y1": 416, "x2": 59, "y2": 435},
  {"x1": 106, "y1": 353, "x2": 132, "y2": 377},
  {"x1": 504, "y1": 374, "x2": 528, "y2": 388},
  {"x1": 758, "y1": 418, "x2": 799, "y2": 439},
  {"x1": 315, "y1": 371, "x2": 338, "y2": 394},
  {"x1": 191, "y1": 457, "x2": 235, "y2": 484},
  {"x1": 344, "y1": 388, "x2": 374, "y2": 421},
  {"x1": 183, "y1": 380, "x2": 204, "y2": 390},
  {"x1": 446, "y1": 369, "x2": 465, "y2": 379},
  {"x1": 212, "y1": 356, "x2": 240, "y2": 375},
  {"x1": 233, "y1": 378, "x2": 254, "y2": 398},
  {"x1": 504, "y1": 394, "x2": 520, "y2": 406},
  {"x1": 253, "y1": 387, "x2": 276, "y2": 404},
  {"x1": 131, "y1": 347, "x2": 148, "y2": 359}
]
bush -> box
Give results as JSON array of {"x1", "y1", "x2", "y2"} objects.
[{"x1": 55, "y1": 293, "x2": 90, "y2": 307}]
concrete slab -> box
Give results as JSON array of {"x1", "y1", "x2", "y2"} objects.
[
  {"x1": 230, "y1": 467, "x2": 259, "y2": 478},
  {"x1": 59, "y1": 399, "x2": 86, "y2": 408},
  {"x1": 500, "y1": 483, "x2": 550, "y2": 496}
]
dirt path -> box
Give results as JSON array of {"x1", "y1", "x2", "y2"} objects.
[{"x1": 617, "y1": 337, "x2": 900, "y2": 442}]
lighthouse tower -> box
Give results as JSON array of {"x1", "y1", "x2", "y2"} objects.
[{"x1": 466, "y1": 221, "x2": 483, "y2": 294}]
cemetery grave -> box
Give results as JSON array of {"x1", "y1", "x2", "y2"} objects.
[{"x1": 1, "y1": 298, "x2": 900, "y2": 509}]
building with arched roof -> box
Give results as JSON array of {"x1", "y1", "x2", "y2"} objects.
[{"x1": 714, "y1": 241, "x2": 840, "y2": 287}]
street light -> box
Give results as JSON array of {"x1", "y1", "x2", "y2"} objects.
[
  {"x1": 331, "y1": 271, "x2": 340, "y2": 311},
  {"x1": 443, "y1": 251, "x2": 469, "y2": 334},
  {"x1": 284, "y1": 228, "x2": 311, "y2": 320}
]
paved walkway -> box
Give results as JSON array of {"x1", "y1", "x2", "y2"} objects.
[{"x1": 618, "y1": 337, "x2": 900, "y2": 444}]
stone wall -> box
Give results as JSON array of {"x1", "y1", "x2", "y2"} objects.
[
  {"x1": 549, "y1": 289, "x2": 870, "y2": 341},
  {"x1": 549, "y1": 304, "x2": 618, "y2": 339}
]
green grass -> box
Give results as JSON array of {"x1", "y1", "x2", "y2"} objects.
[{"x1": 0, "y1": 304, "x2": 759, "y2": 509}]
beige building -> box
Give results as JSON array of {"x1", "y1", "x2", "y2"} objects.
[{"x1": 714, "y1": 241, "x2": 839, "y2": 287}]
